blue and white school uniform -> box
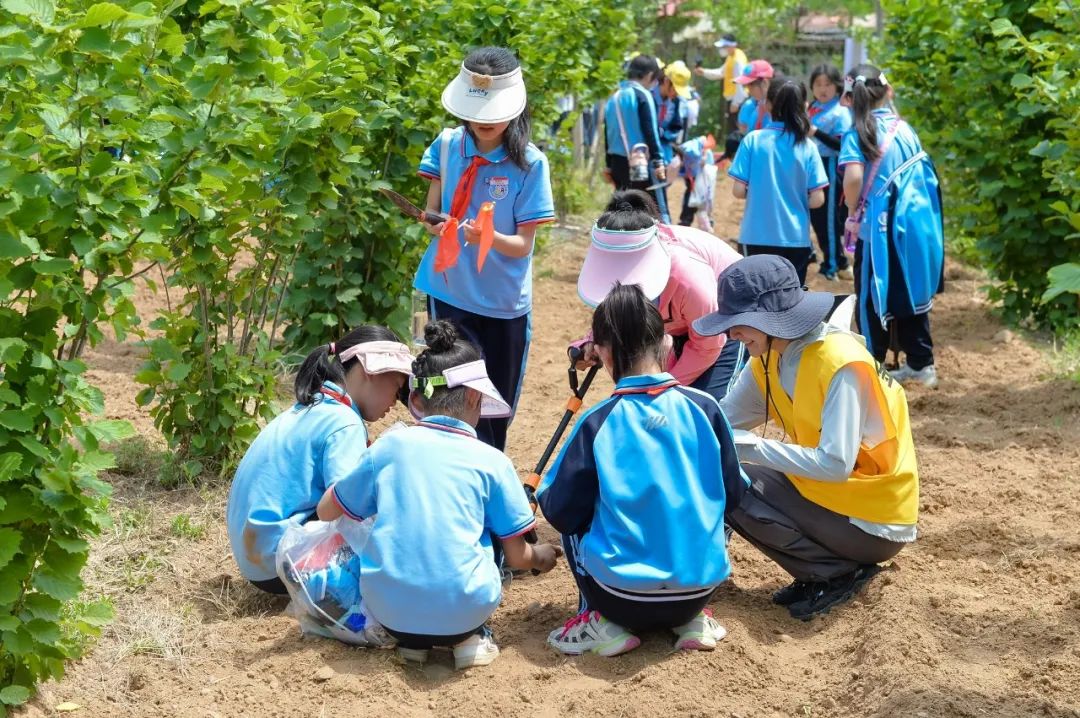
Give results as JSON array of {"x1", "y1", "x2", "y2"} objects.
[
  {"x1": 839, "y1": 109, "x2": 943, "y2": 368},
  {"x1": 737, "y1": 97, "x2": 771, "y2": 132},
  {"x1": 227, "y1": 382, "x2": 369, "y2": 584},
  {"x1": 330, "y1": 416, "x2": 535, "y2": 636},
  {"x1": 604, "y1": 80, "x2": 672, "y2": 222},
  {"x1": 809, "y1": 98, "x2": 853, "y2": 276},
  {"x1": 415, "y1": 126, "x2": 554, "y2": 451},
  {"x1": 729, "y1": 121, "x2": 829, "y2": 282},
  {"x1": 538, "y1": 374, "x2": 745, "y2": 627}
]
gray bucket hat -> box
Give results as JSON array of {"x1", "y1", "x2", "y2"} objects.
[{"x1": 692, "y1": 255, "x2": 836, "y2": 339}]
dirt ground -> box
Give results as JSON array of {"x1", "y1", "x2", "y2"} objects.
[{"x1": 21, "y1": 177, "x2": 1080, "y2": 718}]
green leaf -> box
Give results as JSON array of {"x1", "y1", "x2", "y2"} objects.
[
  {"x1": 49, "y1": 534, "x2": 89, "y2": 554},
  {"x1": 0, "y1": 528, "x2": 20, "y2": 570},
  {"x1": 0, "y1": 0, "x2": 55, "y2": 25},
  {"x1": 23, "y1": 618, "x2": 59, "y2": 644},
  {"x1": 86, "y1": 419, "x2": 134, "y2": 443},
  {"x1": 0, "y1": 453, "x2": 22, "y2": 483},
  {"x1": 0, "y1": 338, "x2": 28, "y2": 364},
  {"x1": 0, "y1": 231, "x2": 35, "y2": 259},
  {"x1": 0, "y1": 616, "x2": 18, "y2": 631},
  {"x1": 32, "y1": 257, "x2": 74, "y2": 275},
  {"x1": 78, "y1": 2, "x2": 127, "y2": 27},
  {"x1": 77, "y1": 599, "x2": 113, "y2": 627},
  {"x1": 1042, "y1": 263, "x2": 1080, "y2": 302},
  {"x1": 0, "y1": 685, "x2": 31, "y2": 706},
  {"x1": 32, "y1": 566, "x2": 83, "y2": 601},
  {"x1": 1009, "y1": 73, "x2": 1032, "y2": 89},
  {"x1": 0, "y1": 411, "x2": 34, "y2": 432},
  {"x1": 165, "y1": 361, "x2": 192, "y2": 382}
]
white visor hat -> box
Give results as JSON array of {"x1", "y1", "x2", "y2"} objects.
[
  {"x1": 441, "y1": 64, "x2": 527, "y2": 124},
  {"x1": 409, "y1": 359, "x2": 512, "y2": 419}
]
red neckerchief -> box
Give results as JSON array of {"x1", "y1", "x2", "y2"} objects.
[
  {"x1": 808, "y1": 104, "x2": 824, "y2": 119},
  {"x1": 449, "y1": 155, "x2": 491, "y2": 221},
  {"x1": 612, "y1": 379, "x2": 680, "y2": 397},
  {"x1": 418, "y1": 420, "x2": 476, "y2": 438}
]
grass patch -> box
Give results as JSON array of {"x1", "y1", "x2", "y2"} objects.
[
  {"x1": 1048, "y1": 329, "x2": 1080, "y2": 383},
  {"x1": 169, "y1": 513, "x2": 206, "y2": 541},
  {"x1": 109, "y1": 436, "x2": 164, "y2": 478}
]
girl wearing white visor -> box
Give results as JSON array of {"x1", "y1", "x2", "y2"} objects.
[
  {"x1": 227, "y1": 326, "x2": 413, "y2": 595},
  {"x1": 318, "y1": 321, "x2": 561, "y2": 669},
  {"x1": 414, "y1": 47, "x2": 555, "y2": 452}
]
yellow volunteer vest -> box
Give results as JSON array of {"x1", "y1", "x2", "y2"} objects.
[
  {"x1": 723, "y1": 49, "x2": 748, "y2": 99},
  {"x1": 749, "y1": 333, "x2": 919, "y2": 525}
]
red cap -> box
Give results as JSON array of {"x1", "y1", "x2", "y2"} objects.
[{"x1": 734, "y1": 60, "x2": 774, "y2": 85}]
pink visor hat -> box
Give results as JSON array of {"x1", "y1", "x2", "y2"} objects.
[
  {"x1": 577, "y1": 224, "x2": 672, "y2": 308},
  {"x1": 336, "y1": 341, "x2": 414, "y2": 376},
  {"x1": 408, "y1": 359, "x2": 512, "y2": 419}
]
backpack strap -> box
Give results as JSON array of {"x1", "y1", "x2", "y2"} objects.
[
  {"x1": 439, "y1": 127, "x2": 453, "y2": 188},
  {"x1": 855, "y1": 119, "x2": 904, "y2": 217},
  {"x1": 611, "y1": 89, "x2": 631, "y2": 155}
]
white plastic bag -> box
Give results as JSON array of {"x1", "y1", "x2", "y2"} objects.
[
  {"x1": 275, "y1": 517, "x2": 393, "y2": 647},
  {"x1": 688, "y1": 162, "x2": 718, "y2": 209}
]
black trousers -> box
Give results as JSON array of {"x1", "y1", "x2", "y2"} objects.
[
  {"x1": 384, "y1": 624, "x2": 485, "y2": 650},
  {"x1": 809, "y1": 156, "x2": 849, "y2": 276},
  {"x1": 853, "y1": 240, "x2": 935, "y2": 370},
  {"x1": 561, "y1": 534, "x2": 713, "y2": 633},
  {"x1": 741, "y1": 244, "x2": 816, "y2": 286},
  {"x1": 430, "y1": 298, "x2": 529, "y2": 451},
  {"x1": 679, "y1": 177, "x2": 696, "y2": 226},
  {"x1": 606, "y1": 154, "x2": 671, "y2": 223},
  {"x1": 727, "y1": 465, "x2": 907, "y2": 582}
]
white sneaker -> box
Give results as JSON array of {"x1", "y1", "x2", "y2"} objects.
[
  {"x1": 453, "y1": 632, "x2": 500, "y2": 670},
  {"x1": 547, "y1": 610, "x2": 640, "y2": 657},
  {"x1": 889, "y1": 363, "x2": 938, "y2": 389},
  {"x1": 397, "y1": 647, "x2": 429, "y2": 664},
  {"x1": 672, "y1": 610, "x2": 727, "y2": 651}
]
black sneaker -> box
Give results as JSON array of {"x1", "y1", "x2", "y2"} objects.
[
  {"x1": 771, "y1": 580, "x2": 813, "y2": 606},
  {"x1": 787, "y1": 564, "x2": 883, "y2": 621}
]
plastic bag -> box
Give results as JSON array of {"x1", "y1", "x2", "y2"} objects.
[{"x1": 275, "y1": 517, "x2": 393, "y2": 647}]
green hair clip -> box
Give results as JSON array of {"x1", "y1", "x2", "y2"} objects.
[{"x1": 420, "y1": 375, "x2": 448, "y2": 399}]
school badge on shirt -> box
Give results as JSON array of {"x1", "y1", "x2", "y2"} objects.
[{"x1": 487, "y1": 176, "x2": 509, "y2": 201}]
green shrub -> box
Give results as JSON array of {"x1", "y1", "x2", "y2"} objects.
[{"x1": 883, "y1": 0, "x2": 1080, "y2": 333}]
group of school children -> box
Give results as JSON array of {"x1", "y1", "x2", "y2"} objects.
[{"x1": 226, "y1": 41, "x2": 943, "y2": 669}]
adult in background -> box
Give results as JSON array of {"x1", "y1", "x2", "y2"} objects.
[
  {"x1": 695, "y1": 34, "x2": 747, "y2": 136},
  {"x1": 693, "y1": 255, "x2": 920, "y2": 621},
  {"x1": 604, "y1": 55, "x2": 670, "y2": 222}
]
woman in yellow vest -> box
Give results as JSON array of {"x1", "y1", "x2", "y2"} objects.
[
  {"x1": 692, "y1": 255, "x2": 919, "y2": 621},
  {"x1": 695, "y1": 34, "x2": 748, "y2": 136}
]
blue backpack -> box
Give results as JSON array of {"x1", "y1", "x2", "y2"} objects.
[{"x1": 862, "y1": 123, "x2": 945, "y2": 325}]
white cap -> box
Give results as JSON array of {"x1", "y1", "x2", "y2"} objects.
[{"x1": 441, "y1": 64, "x2": 527, "y2": 124}]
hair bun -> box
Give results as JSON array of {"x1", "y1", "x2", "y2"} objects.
[{"x1": 423, "y1": 320, "x2": 458, "y2": 353}]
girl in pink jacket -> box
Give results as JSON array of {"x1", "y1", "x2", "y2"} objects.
[{"x1": 575, "y1": 191, "x2": 743, "y2": 399}]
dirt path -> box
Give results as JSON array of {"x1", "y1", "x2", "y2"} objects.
[{"x1": 24, "y1": 178, "x2": 1080, "y2": 718}]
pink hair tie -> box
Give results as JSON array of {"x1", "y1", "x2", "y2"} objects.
[{"x1": 328, "y1": 342, "x2": 336, "y2": 356}]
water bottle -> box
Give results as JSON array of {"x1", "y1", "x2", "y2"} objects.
[
  {"x1": 629, "y1": 143, "x2": 650, "y2": 183},
  {"x1": 411, "y1": 290, "x2": 428, "y2": 347}
]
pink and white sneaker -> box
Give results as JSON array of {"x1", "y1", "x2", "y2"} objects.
[
  {"x1": 672, "y1": 609, "x2": 727, "y2": 651},
  {"x1": 547, "y1": 610, "x2": 640, "y2": 657}
]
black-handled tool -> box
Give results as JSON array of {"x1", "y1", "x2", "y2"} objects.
[{"x1": 522, "y1": 345, "x2": 600, "y2": 547}]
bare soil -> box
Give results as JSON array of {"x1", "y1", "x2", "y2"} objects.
[{"x1": 22, "y1": 177, "x2": 1080, "y2": 718}]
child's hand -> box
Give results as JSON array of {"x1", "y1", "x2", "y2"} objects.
[
  {"x1": 531, "y1": 543, "x2": 563, "y2": 573},
  {"x1": 423, "y1": 218, "x2": 445, "y2": 237},
  {"x1": 461, "y1": 219, "x2": 481, "y2": 245}
]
